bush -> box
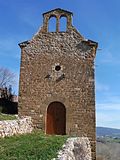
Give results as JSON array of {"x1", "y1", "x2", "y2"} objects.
[{"x1": 0, "y1": 106, "x2": 2, "y2": 113}]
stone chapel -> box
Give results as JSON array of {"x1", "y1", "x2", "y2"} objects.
[{"x1": 18, "y1": 8, "x2": 98, "y2": 159}]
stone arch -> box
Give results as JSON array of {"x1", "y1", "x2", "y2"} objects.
[{"x1": 46, "y1": 101, "x2": 66, "y2": 135}]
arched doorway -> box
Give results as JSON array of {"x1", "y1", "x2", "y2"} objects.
[{"x1": 46, "y1": 101, "x2": 66, "y2": 135}]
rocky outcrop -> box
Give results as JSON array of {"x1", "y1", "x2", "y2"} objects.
[
  {"x1": 0, "y1": 116, "x2": 33, "y2": 138},
  {"x1": 54, "y1": 137, "x2": 92, "y2": 160}
]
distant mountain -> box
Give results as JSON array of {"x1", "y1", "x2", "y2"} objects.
[{"x1": 96, "y1": 127, "x2": 120, "y2": 138}]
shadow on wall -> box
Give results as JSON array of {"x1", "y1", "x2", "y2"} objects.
[{"x1": 0, "y1": 98, "x2": 18, "y2": 114}]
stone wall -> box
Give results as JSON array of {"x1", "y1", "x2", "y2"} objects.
[
  {"x1": 54, "y1": 137, "x2": 92, "y2": 160},
  {"x1": 0, "y1": 116, "x2": 33, "y2": 138}
]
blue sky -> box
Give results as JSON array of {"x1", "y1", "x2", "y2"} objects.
[{"x1": 0, "y1": 0, "x2": 120, "y2": 129}]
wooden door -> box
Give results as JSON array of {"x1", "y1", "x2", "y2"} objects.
[{"x1": 46, "y1": 102, "x2": 66, "y2": 135}]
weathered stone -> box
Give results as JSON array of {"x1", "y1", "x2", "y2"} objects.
[
  {"x1": 54, "y1": 137, "x2": 92, "y2": 160},
  {"x1": 0, "y1": 116, "x2": 33, "y2": 138}
]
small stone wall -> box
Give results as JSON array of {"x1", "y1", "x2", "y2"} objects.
[
  {"x1": 54, "y1": 137, "x2": 92, "y2": 160},
  {"x1": 0, "y1": 116, "x2": 33, "y2": 138}
]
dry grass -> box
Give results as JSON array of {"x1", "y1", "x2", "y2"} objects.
[
  {"x1": 97, "y1": 155, "x2": 104, "y2": 160},
  {"x1": 97, "y1": 140, "x2": 120, "y2": 160}
]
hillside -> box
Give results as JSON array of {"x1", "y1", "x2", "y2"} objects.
[
  {"x1": 96, "y1": 127, "x2": 120, "y2": 160},
  {"x1": 96, "y1": 127, "x2": 120, "y2": 138},
  {"x1": 97, "y1": 140, "x2": 120, "y2": 160}
]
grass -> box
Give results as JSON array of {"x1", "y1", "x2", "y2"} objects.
[
  {"x1": 0, "y1": 131, "x2": 67, "y2": 160},
  {"x1": 0, "y1": 113, "x2": 17, "y2": 121}
]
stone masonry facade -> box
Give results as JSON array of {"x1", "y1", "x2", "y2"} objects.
[{"x1": 18, "y1": 8, "x2": 98, "y2": 160}]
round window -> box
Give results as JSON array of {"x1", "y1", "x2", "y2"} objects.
[{"x1": 55, "y1": 65, "x2": 61, "y2": 71}]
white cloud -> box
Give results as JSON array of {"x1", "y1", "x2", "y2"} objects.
[
  {"x1": 15, "y1": 71, "x2": 20, "y2": 94},
  {"x1": 0, "y1": 38, "x2": 18, "y2": 52},
  {"x1": 96, "y1": 102, "x2": 120, "y2": 129},
  {"x1": 0, "y1": 37, "x2": 22, "y2": 59},
  {"x1": 0, "y1": 38, "x2": 16, "y2": 51},
  {"x1": 18, "y1": 7, "x2": 42, "y2": 29},
  {"x1": 100, "y1": 51, "x2": 113, "y2": 63},
  {"x1": 96, "y1": 110, "x2": 120, "y2": 129},
  {"x1": 98, "y1": 50, "x2": 120, "y2": 65},
  {"x1": 97, "y1": 103, "x2": 120, "y2": 111},
  {"x1": 95, "y1": 81, "x2": 109, "y2": 92}
]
